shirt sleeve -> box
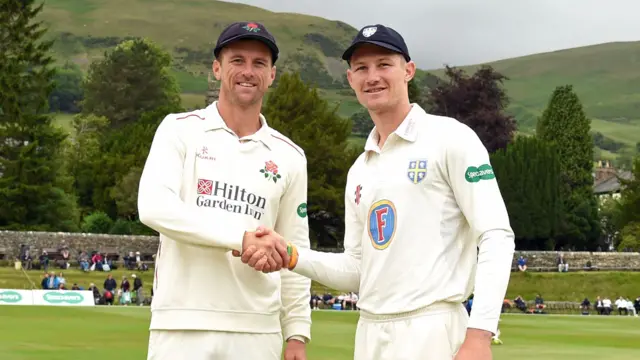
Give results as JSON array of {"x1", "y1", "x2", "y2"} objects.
[
  {"x1": 137, "y1": 115, "x2": 245, "y2": 251},
  {"x1": 275, "y1": 155, "x2": 312, "y2": 343},
  {"x1": 292, "y1": 168, "x2": 362, "y2": 293},
  {"x1": 445, "y1": 123, "x2": 515, "y2": 335}
]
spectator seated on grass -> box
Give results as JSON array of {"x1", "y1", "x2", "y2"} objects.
[
  {"x1": 58, "y1": 247, "x2": 71, "y2": 269},
  {"x1": 517, "y1": 256, "x2": 527, "y2": 272},
  {"x1": 124, "y1": 251, "x2": 137, "y2": 270},
  {"x1": 602, "y1": 297, "x2": 612, "y2": 315},
  {"x1": 581, "y1": 297, "x2": 591, "y2": 315},
  {"x1": 615, "y1": 296, "x2": 628, "y2": 315},
  {"x1": 513, "y1": 295, "x2": 527, "y2": 313},
  {"x1": 557, "y1": 253, "x2": 569, "y2": 272},
  {"x1": 39, "y1": 251, "x2": 50, "y2": 271},
  {"x1": 77, "y1": 251, "x2": 91, "y2": 272},
  {"x1": 534, "y1": 294, "x2": 546, "y2": 314},
  {"x1": 622, "y1": 297, "x2": 637, "y2": 317},
  {"x1": 595, "y1": 296, "x2": 604, "y2": 314}
]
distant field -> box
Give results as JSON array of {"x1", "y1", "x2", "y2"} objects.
[
  {"x1": 320, "y1": 89, "x2": 361, "y2": 118},
  {"x1": 1, "y1": 306, "x2": 638, "y2": 360},
  {"x1": 591, "y1": 118, "x2": 640, "y2": 147},
  {"x1": 180, "y1": 93, "x2": 205, "y2": 110},
  {"x1": 51, "y1": 113, "x2": 74, "y2": 133}
]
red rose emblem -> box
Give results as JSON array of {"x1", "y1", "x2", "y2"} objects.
[
  {"x1": 247, "y1": 23, "x2": 258, "y2": 29},
  {"x1": 265, "y1": 161, "x2": 278, "y2": 174}
]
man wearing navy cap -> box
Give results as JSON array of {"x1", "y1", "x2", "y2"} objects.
[
  {"x1": 139, "y1": 21, "x2": 311, "y2": 360},
  {"x1": 244, "y1": 24, "x2": 514, "y2": 359}
]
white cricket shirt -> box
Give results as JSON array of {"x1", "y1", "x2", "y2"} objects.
[
  {"x1": 294, "y1": 104, "x2": 515, "y2": 334},
  {"x1": 138, "y1": 102, "x2": 311, "y2": 341}
]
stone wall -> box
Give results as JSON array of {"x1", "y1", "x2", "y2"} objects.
[
  {"x1": 0, "y1": 230, "x2": 158, "y2": 259},
  {"x1": 513, "y1": 250, "x2": 640, "y2": 269},
  {"x1": 1, "y1": 231, "x2": 639, "y2": 269}
]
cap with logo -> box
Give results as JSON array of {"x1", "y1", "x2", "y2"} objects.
[
  {"x1": 342, "y1": 24, "x2": 410, "y2": 63},
  {"x1": 214, "y1": 22, "x2": 279, "y2": 63}
]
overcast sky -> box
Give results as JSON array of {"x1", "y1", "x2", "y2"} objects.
[{"x1": 225, "y1": 0, "x2": 640, "y2": 70}]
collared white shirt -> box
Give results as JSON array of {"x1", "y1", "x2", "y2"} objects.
[
  {"x1": 138, "y1": 102, "x2": 311, "y2": 340},
  {"x1": 295, "y1": 104, "x2": 515, "y2": 334}
]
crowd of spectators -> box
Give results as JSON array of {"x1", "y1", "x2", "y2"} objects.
[{"x1": 39, "y1": 271, "x2": 150, "y2": 306}]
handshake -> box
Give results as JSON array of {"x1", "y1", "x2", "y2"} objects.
[{"x1": 232, "y1": 227, "x2": 297, "y2": 273}]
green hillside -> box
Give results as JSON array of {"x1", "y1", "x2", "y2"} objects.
[
  {"x1": 426, "y1": 42, "x2": 640, "y2": 149},
  {"x1": 39, "y1": 0, "x2": 640, "y2": 157},
  {"x1": 40, "y1": 0, "x2": 356, "y2": 93}
]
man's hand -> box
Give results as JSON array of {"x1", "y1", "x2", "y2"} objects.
[
  {"x1": 284, "y1": 338, "x2": 307, "y2": 360},
  {"x1": 232, "y1": 227, "x2": 289, "y2": 272},
  {"x1": 454, "y1": 328, "x2": 493, "y2": 360}
]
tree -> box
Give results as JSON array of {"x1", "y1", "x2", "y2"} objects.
[
  {"x1": 49, "y1": 61, "x2": 84, "y2": 113},
  {"x1": 408, "y1": 78, "x2": 422, "y2": 106},
  {"x1": 262, "y1": 72, "x2": 359, "y2": 247},
  {"x1": 598, "y1": 195, "x2": 622, "y2": 250},
  {"x1": 615, "y1": 157, "x2": 640, "y2": 229},
  {"x1": 0, "y1": 0, "x2": 80, "y2": 231},
  {"x1": 349, "y1": 109, "x2": 373, "y2": 138},
  {"x1": 607, "y1": 157, "x2": 640, "y2": 251},
  {"x1": 82, "y1": 38, "x2": 181, "y2": 128},
  {"x1": 94, "y1": 104, "x2": 182, "y2": 218},
  {"x1": 62, "y1": 113, "x2": 110, "y2": 214},
  {"x1": 537, "y1": 85, "x2": 600, "y2": 250},
  {"x1": 425, "y1": 65, "x2": 516, "y2": 153},
  {"x1": 490, "y1": 136, "x2": 563, "y2": 250}
]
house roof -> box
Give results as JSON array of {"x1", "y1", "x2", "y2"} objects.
[{"x1": 594, "y1": 170, "x2": 633, "y2": 194}]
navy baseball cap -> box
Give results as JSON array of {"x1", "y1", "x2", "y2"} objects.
[
  {"x1": 214, "y1": 22, "x2": 279, "y2": 63},
  {"x1": 342, "y1": 24, "x2": 410, "y2": 63}
]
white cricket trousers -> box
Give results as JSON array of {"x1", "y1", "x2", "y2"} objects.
[
  {"x1": 146, "y1": 330, "x2": 283, "y2": 360},
  {"x1": 354, "y1": 302, "x2": 468, "y2": 360}
]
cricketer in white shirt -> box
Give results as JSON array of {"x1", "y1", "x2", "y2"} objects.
[
  {"x1": 138, "y1": 102, "x2": 311, "y2": 359},
  {"x1": 290, "y1": 104, "x2": 515, "y2": 359}
]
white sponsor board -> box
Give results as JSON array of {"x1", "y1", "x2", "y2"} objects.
[
  {"x1": 0, "y1": 289, "x2": 95, "y2": 307},
  {"x1": 0, "y1": 289, "x2": 34, "y2": 305},
  {"x1": 32, "y1": 290, "x2": 95, "y2": 307}
]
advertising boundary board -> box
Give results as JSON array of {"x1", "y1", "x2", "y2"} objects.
[
  {"x1": 0, "y1": 289, "x2": 95, "y2": 307},
  {"x1": 0, "y1": 289, "x2": 34, "y2": 305}
]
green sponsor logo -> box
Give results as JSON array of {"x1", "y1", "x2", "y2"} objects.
[
  {"x1": 43, "y1": 292, "x2": 84, "y2": 304},
  {"x1": 0, "y1": 290, "x2": 22, "y2": 303},
  {"x1": 297, "y1": 203, "x2": 307, "y2": 218},
  {"x1": 465, "y1": 164, "x2": 495, "y2": 183}
]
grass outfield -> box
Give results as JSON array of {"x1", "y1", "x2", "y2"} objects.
[
  {"x1": 0, "y1": 307, "x2": 638, "y2": 360},
  {"x1": 4, "y1": 267, "x2": 640, "y2": 303}
]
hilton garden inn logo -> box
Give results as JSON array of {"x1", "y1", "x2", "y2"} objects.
[
  {"x1": 0, "y1": 290, "x2": 22, "y2": 303},
  {"x1": 43, "y1": 291, "x2": 84, "y2": 304}
]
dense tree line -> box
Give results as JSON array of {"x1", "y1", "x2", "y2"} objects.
[{"x1": 1, "y1": 0, "x2": 637, "y2": 251}]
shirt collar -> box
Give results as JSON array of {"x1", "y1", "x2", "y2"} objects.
[
  {"x1": 363, "y1": 104, "x2": 421, "y2": 156},
  {"x1": 205, "y1": 101, "x2": 275, "y2": 149}
]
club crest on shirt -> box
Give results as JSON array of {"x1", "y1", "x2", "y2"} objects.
[
  {"x1": 368, "y1": 200, "x2": 397, "y2": 250},
  {"x1": 260, "y1": 160, "x2": 282, "y2": 183},
  {"x1": 407, "y1": 159, "x2": 427, "y2": 184}
]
